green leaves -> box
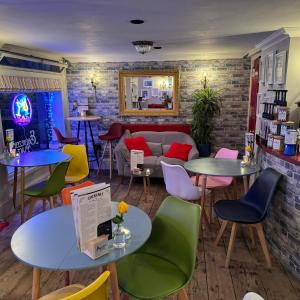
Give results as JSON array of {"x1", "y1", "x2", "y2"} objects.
[
  {"x1": 191, "y1": 87, "x2": 222, "y2": 145},
  {"x1": 112, "y1": 214, "x2": 124, "y2": 225}
]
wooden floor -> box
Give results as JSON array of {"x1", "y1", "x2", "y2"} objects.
[{"x1": 0, "y1": 172, "x2": 299, "y2": 300}]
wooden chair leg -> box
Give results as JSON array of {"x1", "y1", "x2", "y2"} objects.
[
  {"x1": 254, "y1": 223, "x2": 272, "y2": 268},
  {"x1": 249, "y1": 226, "x2": 256, "y2": 248},
  {"x1": 109, "y1": 140, "x2": 113, "y2": 180},
  {"x1": 225, "y1": 222, "x2": 238, "y2": 268},
  {"x1": 178, "y1": 288, "x2": 189, "y2": 300},
  {"x1": 27, "y1": 197, "x2": 37, "y2": 220},
  {"x1": 209, "y1": 190, "x2": 214, "y2": 223},
  {"x1": 214, "y1": 220, "x2": 229, "y2": 246},
  {"x1": 49, "y1": 196, "x2": 55, "y2": 209},
  {"x1": 42, "y1": 200, "x2": 47, "y2": 212},
  {"x1": 233, "y1": 178, "x2": 238, "y2": 200},
  {"x1": 224, "y1": 187, "x2": 231, "y2": 200}
]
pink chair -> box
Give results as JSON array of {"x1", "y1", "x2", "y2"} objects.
[
  {"x1": 161, "y1": 161, "x2": 210, "y2": 226},
  {"x1": 192, "y1": 148, "x2": 239, "y2": 221}
]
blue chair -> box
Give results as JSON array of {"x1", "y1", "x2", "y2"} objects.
[{"x1": 214, "y1": 168, "x2": 281, "y2": 268}]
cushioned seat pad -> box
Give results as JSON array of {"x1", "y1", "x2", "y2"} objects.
[
  {"x1": 117, "y1": 253, "x2": 187, "y2": 299},
  {"x1": 24, "y1": 180, "x2": 48, "y2": 197},
  {"x1": 214, "y1": 200, "x2": 262, "y2": 224}
]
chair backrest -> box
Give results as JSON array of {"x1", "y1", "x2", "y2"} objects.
[
  {"x1": 161, "y1": 161, "x2": 201, "y2": 201},
  {"x1": 63, "y1": 271, "x2": 110, "y2": 300},
  {"x1": 62, "y1": 144, "x2": 89, "y2": 179},
  {"x1": 40, "y1": 161, "x2": 70, "y2": 197},
  {"x1": 107, "y1": 123, "x2": 123, "y2": 138},
  {"x1": 215, "y1": 148, "x2": 239, "y2": 159},
  {"x1": 213, "y1": 148, "x2": 239, "y2": 185},
  {"x1": 53, "y1": 127, "x2": 65, "y2": 143},
  {"x1": 139, "y1": 196, "x2": 201, "y2": 283},
  {"x1": 243, "y1": 292, "x2": 264, "y2": 300},
  {"x1": 243, "y1": 168, "x2": 281, "y2": 221},
  {"x1": 61, "y1": 181, "x2": 95, "y2": 205}
]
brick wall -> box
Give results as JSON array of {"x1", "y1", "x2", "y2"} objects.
[
  {"x1": 67, "y1": 59, "x2": 251, "y2": 165},
  {"x1": 260, "y1": 150, "x2": 300, "y2": 279}
]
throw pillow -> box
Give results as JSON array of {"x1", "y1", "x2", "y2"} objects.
[
  {"x1": 124, "y1": 136, "x2": 152, "y2": 157},
  {"x1": 164, "y1": 143, "x2": 192, "y2": 161}
]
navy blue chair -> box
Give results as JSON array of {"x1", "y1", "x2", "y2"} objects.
[{"x1": 213, "y1": 168, "x2": 281, "y2": 268}]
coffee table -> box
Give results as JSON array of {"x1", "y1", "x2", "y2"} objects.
[
  {"x1": 0, "y1": 150, "x2": 70, "y2": 224},
  {"x1": 11, "y1": 203, "x2": 152, "y2": 300},
  {"x1": 126, "y1": 168, "x2": 153, "y2": 201}
]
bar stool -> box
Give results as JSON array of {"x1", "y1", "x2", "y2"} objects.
[
  {"x1": 98, "y1": 123, "x2": 123, "y2": 179},
  {"x1": 53, "y1": 127, "x2": 80, "y2": 145}
]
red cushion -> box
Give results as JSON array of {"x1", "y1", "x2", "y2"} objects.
[
  {"x1": 164, "y1": 143, "x2": 192, "y2": 161},
  {"x1": 124, "y1": 137, "x2": 152, "y2": 157}
]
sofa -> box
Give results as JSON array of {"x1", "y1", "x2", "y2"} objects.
[{"x1": 114, "y1": 128, "x2": 199, "y2": 178}]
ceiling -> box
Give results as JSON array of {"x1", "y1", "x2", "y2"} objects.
[{"x1": 0, "y1": 0, "x2": 300, "y2": 62}]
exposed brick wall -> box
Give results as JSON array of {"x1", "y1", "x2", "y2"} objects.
[
  {"x1": 259, "y1": 150, "x2": 300, "y2": 279},
  {"x1": 66, "y1": 59, "x2": 250, "y2": 163}
]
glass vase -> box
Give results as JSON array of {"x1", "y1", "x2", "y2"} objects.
[
  {"x1": 113, "y1": 225, "x2": 126, "y2": 248},
  {"x1": 119, "y1": 224, "x2": 131, "y2": 240}
]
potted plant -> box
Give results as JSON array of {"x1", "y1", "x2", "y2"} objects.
[{"x1": 191, "y1": 87, "x2": 222, "y2": 157}]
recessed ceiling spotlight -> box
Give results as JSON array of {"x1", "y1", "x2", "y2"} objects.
[
  {"x1": 130, "y1": 19, "x2": 144, "y2": 24},
  {"x1": 154, "y1": 46, "x2": 162, "y2": 50}
]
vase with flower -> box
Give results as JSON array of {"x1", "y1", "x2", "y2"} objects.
[
  {"x1": 242, "y1": 145, "x2": 255, "y2": 167},
  {"x1": 112, "y1": 201, "x2": 130, "y2": 248}
]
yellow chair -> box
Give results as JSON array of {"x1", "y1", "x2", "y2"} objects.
[
  {"x1": 62, "y1": 144, "x2": 89, "y2": 184},
  {"x1": 39, "y1": 271, "x2": 110, "y2": 300}
]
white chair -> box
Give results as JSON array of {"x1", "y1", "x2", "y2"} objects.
[
  {"x1": 161, "y1": 161, "x2": 210, "y2": 225},
  {"x1": 243, "y1": 292, "x2": 264, "y2": 300}
]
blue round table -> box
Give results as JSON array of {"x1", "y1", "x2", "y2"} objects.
[
  {"x1": 0, "y1": 150, "x2": 70, "y2": 224},
  {"x1": 11, "y1": 203, "x2": 152, "y2": 300}
]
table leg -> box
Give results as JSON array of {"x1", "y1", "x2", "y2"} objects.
[
  {"x1": 233, "y1": 178, "x2": 238, "y2": 200},
  {"x1": 12, "y1": 167, "x2": 18, "y2": 209},
  {"x1": 20, "y1": 167, "x2": 25, "y2": 224},
  {"x1": 32, "y1": 268, "x2": 41, "y2": 300},
  {"x1": 104, "y1": 263, "x2": 120, "y2": 300},
  {"x1": 146, "y1": 177, "x2": 151, "y2": 195},
  {"x1": 200, "y1": 175, "x2": 210, "y2": 230},
  {"x1": 84, "y1": 121, "x2": 89, "y2": 161},
  {"x1": 77, "y1": 121, "x2": 81, "y2": 139},
  {"x1": 109, "y1": 141, "x2": 113, "y2": 180},
  {"x1": 48, "y1": 165, "x2": 52, "y2": 175},
  {"x1": 143, "y1": 177, "x2": 148, "y2": 201},
  {"x1": 243, "y1": 176, "x2": 249, "y2": 194},
  {"x1": 126, "y1": 176, "x2": 133, "y2": 198},
  {"x1": 88, "y1": 121, "x2": 100, "y2": 168}
]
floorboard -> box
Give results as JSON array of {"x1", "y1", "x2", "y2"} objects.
[{"x1": 0, "y1": 172, "x2": 299, "y2": 300}]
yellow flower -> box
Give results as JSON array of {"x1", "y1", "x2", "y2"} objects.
[
  {"x1": 117, "y1": 201, "x2": 128, "y2": 215},
  {"x1": 245, "y1": 145, "x2": 252, "y2": 152}
]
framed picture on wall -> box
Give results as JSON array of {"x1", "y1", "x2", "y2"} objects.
[
  {"x1": 274, "y1": 51, "x2": 287, "y2": 85},
  {"x1": 141, "y1": 89, "x2": 149, "y2": 99},
  {"x1": 143, "y1": 79, "x2": 152, "y2": 88},
  {"x1": 265, "y1": 52, "x2": 274, "y2": 85},
  {"x1": 259, "y1": 57, "x2": 265, "y2": 84}
]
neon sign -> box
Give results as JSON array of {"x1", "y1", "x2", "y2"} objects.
[{"x1": 11, "y1": 94, "x2": 32, "y2": 126}]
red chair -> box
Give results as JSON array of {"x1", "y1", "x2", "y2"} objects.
[
  {"x1": 53, "y1": 127, "x2": 80, "y2": 145},
  {"x1": 98, "y1": 123, "x2": 123, "y2": 179}
]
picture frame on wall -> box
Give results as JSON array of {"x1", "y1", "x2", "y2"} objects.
[
  {"x1": 274, "y1": 51, "x2": 287, "y2": 85},
  {"x1": 259, "y1": 57, "x2": 265, "y2": 84},
  {"x1": 143, "y1": 79, "x2": 153, "y2": 88},
  {"x1": 151, "y1": 88, "x2": 158, "y2": 97},
  {"x1": 265, "y1": 52, "x2": 274, "y2": 85},
  {"x1": 141, "y1": 89, "x2": 149, "y2": 99}
]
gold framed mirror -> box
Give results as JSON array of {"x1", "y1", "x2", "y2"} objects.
[{"x1": 119, "y1": 69, "x2": 179, "y2": 116}]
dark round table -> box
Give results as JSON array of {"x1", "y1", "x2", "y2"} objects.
[
  {"x1": 0, "y1": 150, "x2": 70, "y2": 224},
  {"x1": 184, "y1": 158, "x2": 260, "y2": 227}
]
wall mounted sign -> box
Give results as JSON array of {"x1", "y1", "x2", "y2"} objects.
[{"x1": 11, "y1": 93, "x2": 32, "y2": 126}]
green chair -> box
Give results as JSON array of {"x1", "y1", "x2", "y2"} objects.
[
  {"x1": 116, "y1": 195, "x2": 201, "y2": 300},
  {"x1": 25, "y1": 161, "x2": 70, "y2": 220}
]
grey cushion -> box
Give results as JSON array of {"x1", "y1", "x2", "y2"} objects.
[
  {"x1": 162, "y1": 144, "x2": 171, "y2": 154},
  {"x1": 147, "y1": 142, "x2": 163, "y2": 156}
]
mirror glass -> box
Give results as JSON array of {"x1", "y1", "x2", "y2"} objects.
[{"x1": 119, "y1": 70, "x2": 179, "y2": 116}]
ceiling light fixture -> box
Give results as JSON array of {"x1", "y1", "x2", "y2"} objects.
[
  {"x1": 132, "y1": 41, "x2": 153, "y2": 54},
  {"x1": 130, "y1": 19, "x2": 144, "y2": 24}
]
